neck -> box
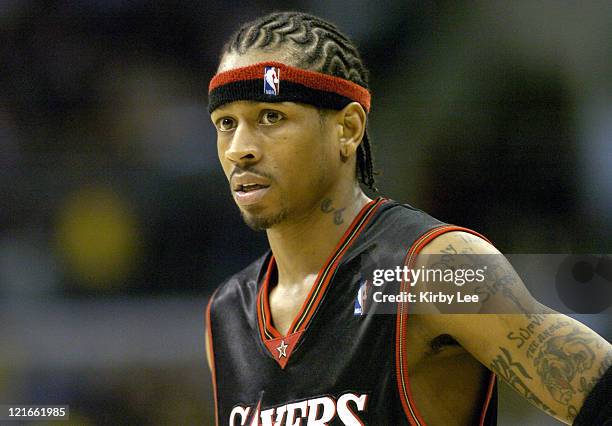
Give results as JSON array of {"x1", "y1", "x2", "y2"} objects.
[{"x1": 266, "y1": 183, "x2": 372, "y2": 288}]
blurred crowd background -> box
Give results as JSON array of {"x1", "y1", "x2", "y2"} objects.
[{"x1": 1, "y1": 1, "x2": 610, "y2": 425}]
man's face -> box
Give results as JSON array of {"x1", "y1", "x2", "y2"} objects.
[{"x1": 211, "y1": 52, "x2": 340, "y2": 230}]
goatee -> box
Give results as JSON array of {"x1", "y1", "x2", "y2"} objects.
[{"x1": 240, "y1": 208, "x2": 288, "y2": 231}]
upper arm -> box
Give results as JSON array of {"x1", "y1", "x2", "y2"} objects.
[
  {"x1": 413, "y1": 231, "x2": 612, "y2": 424},
  {"x1": 414, "y1": 230, "x2": 542, "y2": 315}
]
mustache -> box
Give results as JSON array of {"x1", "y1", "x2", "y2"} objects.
[{"x1": 230, "y1": 166, "x2": 274, "y2": 181}]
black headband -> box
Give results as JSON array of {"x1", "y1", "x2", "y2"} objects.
[{"x1": 208, "y1": 61, "x2": 371, "y2": 113}]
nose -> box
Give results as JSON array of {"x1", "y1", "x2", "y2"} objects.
[{"x1": 225, "y1": 124, "x2": 262, "y2": 165}]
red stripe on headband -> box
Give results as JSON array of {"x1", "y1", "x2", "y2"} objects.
[{"x1": 209, "y1": 61, "x2": 371, "y2": 112}]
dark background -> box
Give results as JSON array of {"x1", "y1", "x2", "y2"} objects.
[{"x1": 1, "y1": 1, "x2": 610, "y2": 424}]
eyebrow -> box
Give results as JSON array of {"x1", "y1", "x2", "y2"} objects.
[{"x1": 212, "y1": 101, "x2": 296, "y2": 114}]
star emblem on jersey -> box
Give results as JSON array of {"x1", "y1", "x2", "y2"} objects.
[
  {"x1": 263, "y1": 331, "x2": 303, "y2": 369},
  {"x1": 276, "y1": 340, "x2": 288, "y2": 358}
]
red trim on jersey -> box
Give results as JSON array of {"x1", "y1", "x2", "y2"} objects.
[
  {"x1": 256, "y1": 197, "x2": 386, "y2": 366},
  {"x1": 290, "y1": 197, "x2": 385, "y2": 332},
  {"x1": 479, "y1": 373, "x2": 497, "y2": 426},
  {"x1": 209, "y1": 61, "x2": 371, "y2": 112},
  {"x1": 258, "y1": 258, "x2": 282, "y2": 339},
  {"x1": 395, "y1": 225, "x2": 493, "y2": 426},
  {"x1": 206, "y1": 289, "x2": 220, "y2": 426}
]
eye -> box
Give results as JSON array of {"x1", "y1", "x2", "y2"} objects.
[
  {"x1": 260, "y1": 110, "x2": 284, "y2": 125},
  {"x1": 216, "y1": 117, "x2": 236, "y2": 132}
]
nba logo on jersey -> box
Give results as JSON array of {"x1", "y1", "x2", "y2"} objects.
[
  {"x1": 264, "y1": 66, "x2": 280, "y2": 95},
  {"x1": 354, "y1": 279, "x2": 369, "y2": 316}
]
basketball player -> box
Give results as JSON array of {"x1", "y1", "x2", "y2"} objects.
[{"x1": 205, "y1": 12, "x2": 612, "y2": 426}]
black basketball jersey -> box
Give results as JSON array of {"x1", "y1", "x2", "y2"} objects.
[{"x1": 206, "y1": 198, "x2": 497, "y2": 425}]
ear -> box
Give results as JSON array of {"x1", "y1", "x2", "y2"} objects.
[{"x1": 337, "y1": 102, "x2": 367, "y2": 160}]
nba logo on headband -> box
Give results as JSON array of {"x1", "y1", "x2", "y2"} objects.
[{"x1": 263, "y1": 66, "x2": 280, "y2": 95}]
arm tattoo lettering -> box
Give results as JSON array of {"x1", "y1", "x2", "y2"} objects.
[
  {"x1": 430, "y1": 242, "x2": 531, "y2": 313},
  {"x1": 458, "y1": 232, "x2": 482, "y2": 245},
  {"x1": 472, "y1": 258, "x2": 530, "y2": 314},
  {"x1": 506, "y1": 316, "x2": 571, "y2": 360},
  {"x1": 493, "y1": 347, "x2": 533, "y2": 379},
  {"x1": 506, "y1": 314, "x2": 546, "y2": 349},
  {"x1": 490, "y1": 346, "x2": 557, "y2": 416},
  {"x1": 459, "y1": 258, "x2": 528, "y2": 314}
]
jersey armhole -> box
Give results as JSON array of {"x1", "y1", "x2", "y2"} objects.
[
  {"x1": 206, "y1": 289, "x2": 220, "y2": 426},
  {"x1": 395, "y1": 225, "x2": 496, "y2": 426}
]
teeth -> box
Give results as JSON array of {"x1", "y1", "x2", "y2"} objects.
[{"x1": 240, "y1": 183, "x2": 261, "y2": 192}]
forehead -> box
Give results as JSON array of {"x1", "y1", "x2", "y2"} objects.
[{"x1": 217, "y1": 49, "x2": 299, "y2": 73}]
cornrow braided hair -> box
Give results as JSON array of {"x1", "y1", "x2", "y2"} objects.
[{"x1": 222, "y1": 11, "x2": 377, "y2": 191}]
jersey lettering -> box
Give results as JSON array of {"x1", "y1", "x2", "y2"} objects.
[
  {"x1": 260, "y1": 405, "x2": 286, "y2": 426},
  {"x1": 229, "y1": 406, "x2": 250, "y2": 426},
  {"x1": 337, "y1": 394, "x2": 368, "y2": 426},
  {"x1": 229, "y1": 393, "x2": 368, "y2": 426},
  {"x1": 306, "y1": 397, "x2": 335, "y2": 425}
]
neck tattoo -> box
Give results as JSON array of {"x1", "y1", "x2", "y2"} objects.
[{"x1": 320, "y1": 198, "x2": 346, "y2": 225}]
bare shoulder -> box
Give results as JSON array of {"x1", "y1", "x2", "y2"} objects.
[
  {"x1": 410, "y1": 228, "x2": 545, "y2": 344},
  {"x1": 418, "y1": 230, "x2": 500, "y2": 255}
]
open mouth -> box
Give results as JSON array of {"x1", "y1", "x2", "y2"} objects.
[
  {"x1": 236, "y1": 183, "x2": 269, "y2": 193},
  {"x1": 233, "y1": 183, "x2": 271, "y2": 206}
]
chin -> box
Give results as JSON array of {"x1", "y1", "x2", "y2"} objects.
[{"x1": 240, "y1": 207, "x2": 288, "y2": 231}]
